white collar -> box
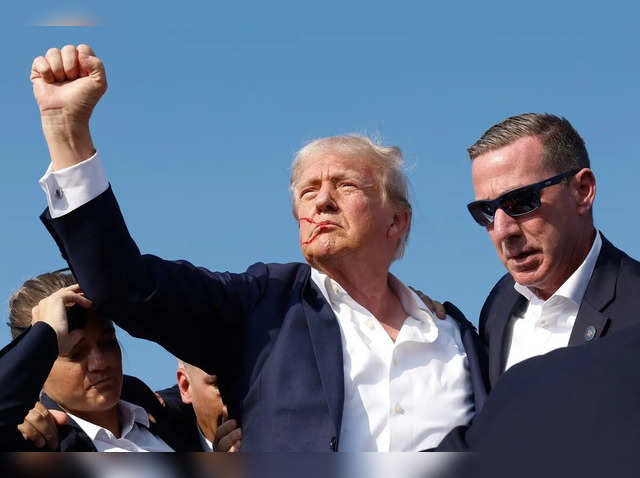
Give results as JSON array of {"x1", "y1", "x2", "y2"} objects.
[
  {"x1": 198, "y1": 425, "x2": 214, "y2": 452},
  {"x1": 309, "y1": 267, "x2": 439, "y2": 342},
  {"x1": 514, "y1": 230, "x2": 602, "y2": 305},
  {"x1": 66, "y1": 399, "x2": 150, "y2": 441}
]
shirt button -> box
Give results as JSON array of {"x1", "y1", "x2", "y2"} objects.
[
  {"x1": 392, "y1": 358, "x2": 398, "y2": 367},
  {"x1": 367, "y1": 319, "x2": 375, "y2": 330},
  {"x1": 395, "y1": 404, "x2": 405, "y2": 415}
]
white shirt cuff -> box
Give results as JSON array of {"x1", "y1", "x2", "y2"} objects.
[{"x1": 39, "y1": 152, "x2": 109, "y2": 218}]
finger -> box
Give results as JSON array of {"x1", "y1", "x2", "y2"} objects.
[
  {"x1": 61, "y1": 45, "x2": 79, "y2": 80},
  {"x1": 49, "y1": 409, "x2": 69, "y2": 426},
  {"x1": 215, "y1": 419, "x2": 238, "y2": 440},
  {"x1": 76, "y1": 44, "x2": 104, "y2": 81},
  {"x1": 61, "y1": 291, "x2": 93, "y2": 309},
  {"x1": 45, "y1": 48, "x2": 65, "y2": 82},
  {"x1": 17, "y1": 421, "x2": 46, "y2": 449},
  {"x1": 33, "y1": 403, "x2": 60, "y2": 449},
  {"x1": 30, "y1": 56, "x2": 55, "y2": 83},
  {"x1": 228, "y1": 440, "x2": 241, "y2": 452},
  {"x1": 154, "y1": 392, "x2": 166, "y2": 407},
  {"x1": 218, "y1": 428, "x2": 242, "y2": 452},
  {"x1": 77, "y1": 43, "x2": 96, "y2": 57},
  {"x1": 434, "y1": 301, "x2": 447, "y2": 320}
]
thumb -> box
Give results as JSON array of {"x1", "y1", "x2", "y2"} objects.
[{"x1": 50, "y1": 410, "x2": 69, "y2": 426}]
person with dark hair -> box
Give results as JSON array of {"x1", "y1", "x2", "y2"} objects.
[
  {"x1": 434, "y1": 112, "x2": 640, "y2": 452},
  {"x1": 0, "y1": 271, "x2": 239, "y2": 452},
  {"x1": 465, "y1": 112, "x2": 640, "y2": 387}
]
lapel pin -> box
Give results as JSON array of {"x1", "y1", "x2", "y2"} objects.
[{"x1": 584, "y1": 325, "x2": 596, "y2": 341}]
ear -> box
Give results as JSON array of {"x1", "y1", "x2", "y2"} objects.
[
  {"x1": 572, "y1": 168, "x2": 596, "y2": 216},
  {"x1": 387, "y1": 208, "x2": 411, "y2": 240},
  {"x1": 176, "y1": 368, "x2": 192, "y2": 404}
]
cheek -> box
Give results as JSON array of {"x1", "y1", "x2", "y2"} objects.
[{"x1": 44, "y1": 361, "x2": 85, "y2": 403}]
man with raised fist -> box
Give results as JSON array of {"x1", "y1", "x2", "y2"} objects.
[{"x1": 29, "y1": 45, "x2": 488, "y2": 452}]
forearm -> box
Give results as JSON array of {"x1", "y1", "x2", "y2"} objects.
[{"x1": 0, "y1": 323, "x2": 58, "y2": 428}]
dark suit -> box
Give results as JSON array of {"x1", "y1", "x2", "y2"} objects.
[
  {"x1": 437, "y1": 233, "x2": 640, "y2": 453},
  {"x1": 480, "y1": 234, "x2": 640, "y2": 389},
  {"x1": 438, "y1": 322, "x2": 640, "y2": 458},
  {"x1": 0, "y1": 322, "x2": 201, "y2": 451},
  {"x1": 40, "y1": 187, "x2": 488, "y2": 451}
]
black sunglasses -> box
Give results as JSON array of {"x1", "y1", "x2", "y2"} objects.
[{"x1": 467, "y1": 168, "x2": 581, "y2": 227}]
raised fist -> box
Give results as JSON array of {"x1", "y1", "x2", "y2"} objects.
[{"x1": 31, "y1": 44, "x2": 107, "y2": 125}]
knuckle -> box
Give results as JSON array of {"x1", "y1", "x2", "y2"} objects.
[{"x1": 45, "y1": 47, "x2": 59, "y2": 57}]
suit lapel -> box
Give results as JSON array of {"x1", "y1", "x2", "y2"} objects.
[
  {"x1": 300, "y1": 272, "x2": 345, "y2": 440},
  {"x1": 569, "y1": 236, "x2": 620, "y2": 345},
  {"x1": 39, "y1": 392, "x2": 96, "y2": 451},
  {"x1": 489, "y1": 286, "x2": 523, "y2": 386}
]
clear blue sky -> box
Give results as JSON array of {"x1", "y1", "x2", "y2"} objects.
[{"x1": 2, "y1": 2, "x2": 639, "y2": 390}]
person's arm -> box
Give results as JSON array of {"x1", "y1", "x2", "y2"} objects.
[
  {"x1": 32, "y1": 45, "x2": 266, "y2": 380},
  {"x1": 0, "y1": 286, "x2": 89, "y2": 449}
]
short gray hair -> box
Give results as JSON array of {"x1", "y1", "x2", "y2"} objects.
[
  {"x1": 468, "y1": 113, "x2": 590, "y2": 173},
  {"x1": 290, "y1": 134, "x2": 412, "y2": 259}
]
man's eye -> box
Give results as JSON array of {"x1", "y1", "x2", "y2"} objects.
[
  {"x1": 339, "y1": 183, "x2": 357, "y2": 189},
  {"x1": 300, "y1": 188, "x2": 316, "y2": 198}
]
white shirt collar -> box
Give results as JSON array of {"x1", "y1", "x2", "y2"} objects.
[
  {"x1": 198, "y1": 425, "x2": 214, "y2": 452},
  {"x1": 67, "y1": 399, "x2": 150, "y2": 441},
  {"x1": 514, "y1": 230, "x2": 602, "y2": 305},
  {"x1": 310, "y1": 267, "x2": 439, "y2": 342}
]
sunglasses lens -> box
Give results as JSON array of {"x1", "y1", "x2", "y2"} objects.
[
  {"x1": 502, "y1": 188, "x2": 540, "y2": 216},
  {"x1": 467, "y1": 202, "x2": 495, "y2": 227}
]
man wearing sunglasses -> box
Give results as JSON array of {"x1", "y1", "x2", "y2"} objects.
[
  {"x1": 435, "y1": 113, "x2": 640, "y2": 455},
  {"x1": 466, "y1": 112, "x2": 640, "y2": 388}
]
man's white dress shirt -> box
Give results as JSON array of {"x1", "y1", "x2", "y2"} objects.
[
  {"x1": 40, "y1": 153, "x2": 475, "y2": 452},
  {"x1": 311, "y1": 269, "x2": 474, "y2": 451},
  {"x1": 66, "y1": 400, "x2": 174, "y2": 452},
  {"x1": 504, "y1": 232, "x2": 602, "y2": 371}
]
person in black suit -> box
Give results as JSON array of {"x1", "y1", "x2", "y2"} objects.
[
  {"x1": 464, "y1": 112, "x2": 640, "y2": 390},
  {"x1": 433, "y1": 113, "x2": 640, "y2": 454},
  {"x1": 29, "y1": 44, "x2": 488, "y2": 451},
  {"x1": 0, "y1": 271, "x2": 186, "y2": 451}
]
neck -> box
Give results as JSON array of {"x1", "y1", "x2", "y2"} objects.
[
  {"x1": 531, "y1": 226, "x2": 597, "y2": 300},
  {"x1": 69, "y1": 405, "x2": 121, "y2": 438},
  {"x1": 197, "y1": 417, "x2": 217, "y2": 445},
  {"x1": 315, "y1": 254, "x2": 396, "y2": 319}
]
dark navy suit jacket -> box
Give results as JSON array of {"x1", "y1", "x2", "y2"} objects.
[
  {"x1": 0, "y1": 322, "x2": 200, "y2": 451},
  {"x1": 40, "y1": 187, "x2": 488, "y2": 452},
  {"x1": 437, "y1": 234, "x2": 640, "y2": 452},
  {"x1": 479, "y1": 234, "x2": 640, "y2": 389}
]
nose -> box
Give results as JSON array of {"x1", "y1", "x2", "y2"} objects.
[
  {"x1": 87, "y1": 347, "x2": 108, "y2": 372},
  {"x1": 490, "y1": 207, "x2": 522, "y2": 242},
  {"x1": 314, "y1": 183, "x2": 338, "y2": 214}
]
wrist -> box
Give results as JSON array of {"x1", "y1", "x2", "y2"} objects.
[{"x1": 41, "y1": 112, "x2": 95, "y2": 170}]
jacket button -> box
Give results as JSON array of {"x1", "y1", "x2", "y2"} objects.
[{"x1": 329, "y1": 436, "x2": 337, "y2": 451}]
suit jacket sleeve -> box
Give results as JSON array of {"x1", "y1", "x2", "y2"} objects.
[
  {"x1": 0, "y1": 322, "x2": 59, "y2": 450},
  {"x1": 40, "y1": 186, "x2": 267, "y2": 379}
]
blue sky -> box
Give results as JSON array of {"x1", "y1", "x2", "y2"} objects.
[{"x1": 2, "y1": 2, "x2": 640, "y2": 390}]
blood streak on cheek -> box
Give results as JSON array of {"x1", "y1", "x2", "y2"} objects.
[{"x1": 299, "y1": 217, "x2": 328, "y2": 245}]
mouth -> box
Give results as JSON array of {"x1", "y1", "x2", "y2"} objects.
[
  {"x1": 89, "y1": 376, "x2": 115, "y2": 389},
  {"x1": 505, "y1": 249, "x2": 540, "y2": 267},
  {"x1": 299, "y1": 218, "x2": 340, "y2": 245}
]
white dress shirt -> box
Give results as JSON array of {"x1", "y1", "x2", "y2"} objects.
[
  {"x1": 311, "y1": 269, "x2": 474, "y2": 452},
  {"x1": 40, "y1": 154, "x2": 475, "y2": 452},
  {"x1": 66, "y1": 399, "x2": 174, "y2": 452},
  {"x1": 504, "y1": 231, "x2": 602, "y2": 371}
]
